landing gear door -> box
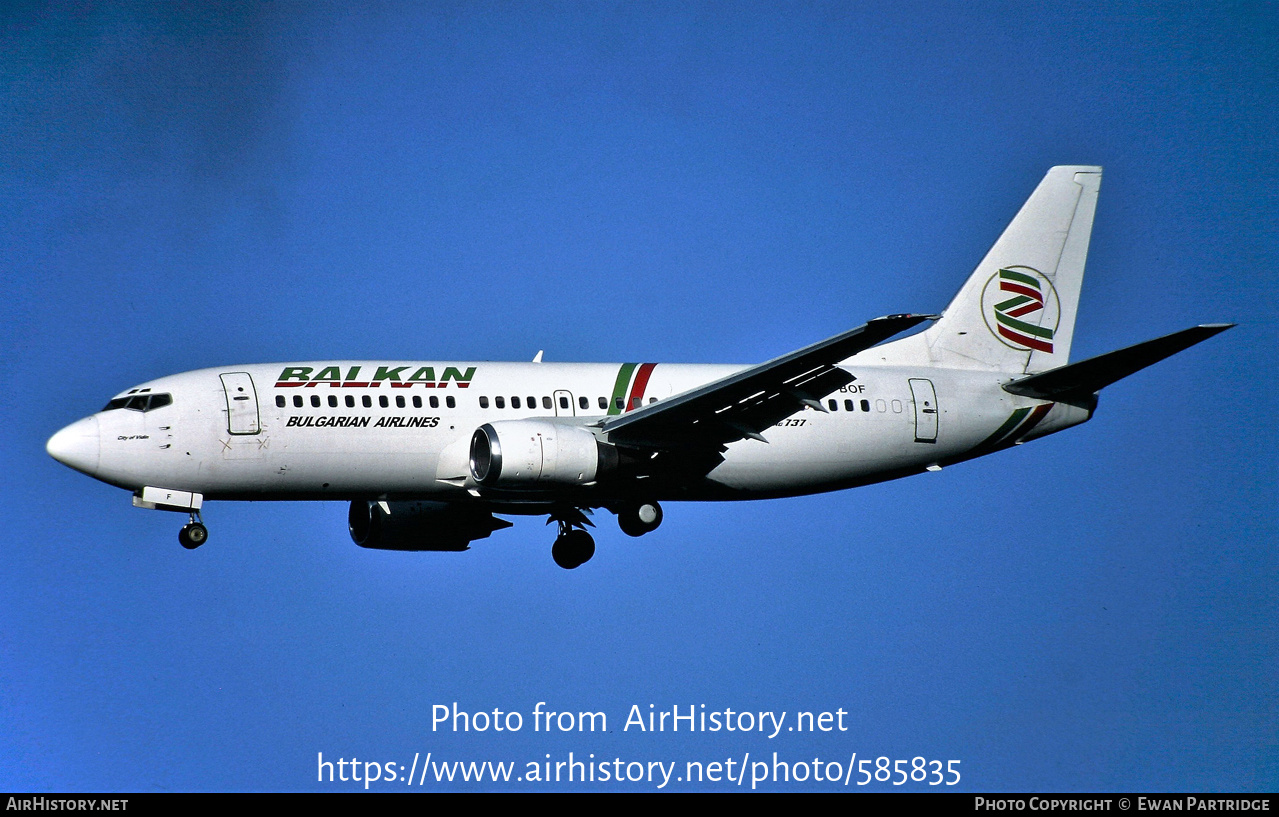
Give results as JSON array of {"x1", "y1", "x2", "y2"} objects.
[
  {"x1": 220, "y1": 372, "x2": 261, "y2": 435},
  {"x1": 908, "y1": 378, "x2": 938, "y2": 443}
]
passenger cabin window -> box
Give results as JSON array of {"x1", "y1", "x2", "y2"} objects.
[
  {"x1": 614, "y1": 397, "x2": 624, "y2": 410},
  {"x1": 276, "y1": 395, "x2": 286, "y2": 408},
  {"x1": 430, "y1": 396, "x2": 439, "y2": 409},
  {"x1": 495, "y1": 396, "x2": 505, "y2": 409},
  {"x1": 598, "y1": 396, "x2": 607, "y2": 409},
  {"x1": 362, "y1": 395, "x2": 372, "y2": 408},
  {"x1": 542, "y1": 396, "x2": 552, "y2": 409},
  {"x1": 559, "y1": 396, "x2": 569, "y2": 409},
  {"x1": 446, "y1": 396, "x2": 455, "y2": 409},
  {"x1": 329, "y1": 395, "x2": 338, "y2": 408},
  {"x1": 396, "y1": 396, "x2": 405, "y2": 408},
  {"x1": 294, "y1": 396, "x2": 304, "y2": 408},
  {"x1": 828, "y1": 399, "x2": 838, "y2": 411},
  {"x1": 379, "y1": 395, "x2": 389, "y2": 408},
  {"x1": 347, "y1": 395, "x2": 355, "y2": 408},
  {"x1": 479, "y1": 396, "x2": 489, "y2": 409},
  {"x1": 527, "y1": 396, "x2": 535, "y2": 408},
  {"x1": 311, "y1": 395, "x2": 321, "y2": 408},
  {"x1": 413, "y1": 396, "x2": 422, "y2": 408},
  {"x1": 844, "y1": 399, "x2": 855, "y2": 412},
  {"x1": 511, "y1": 396, "x2": 521, "y2": 409},
  {"x1": 579, "y1": 396, "x2": 588, "y2": 410},
  {"x1": 861, "y1": 399, "x2": 870, "y2": 412}
]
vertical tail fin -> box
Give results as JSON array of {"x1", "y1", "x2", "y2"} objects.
[{"x1": 923, "y1": 166, "x2": 1101, "y2": 374}]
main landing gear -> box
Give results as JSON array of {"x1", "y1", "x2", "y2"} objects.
[
  {"x1": 552, "y1": 528, "x2": 595, "y2": 570},
  {"x1": 546, "y1": 501, "x2": 664, "y2": 569},
  {"x1": 178, "y1": 510, "x2": 208, "y2": 550},
  {"x1": 548, "y1": 508, "x2": 595, "y2": 570},
  {"x1": 617, "y1": 501, "x2": 663, "y2": 538}
]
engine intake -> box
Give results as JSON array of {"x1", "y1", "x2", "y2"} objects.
[{"x1": 469, "y1": 420, "x2": 615, "y2": 488}]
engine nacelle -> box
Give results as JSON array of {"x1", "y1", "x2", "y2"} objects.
[
  {"x1": 348, "y1": 500, "x2": 511, "y2": 551},
  {"x1": 469, "y1": 420, "x2": 616, "y2": 488}
]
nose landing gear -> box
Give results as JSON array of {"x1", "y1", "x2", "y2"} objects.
[{"x1": 178, "y1": 510, "x2": 208, "y2": 550}]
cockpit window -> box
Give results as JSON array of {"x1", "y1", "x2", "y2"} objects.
[{"x1": 102, "y1": 393, "x2": 173, "y2": 412}]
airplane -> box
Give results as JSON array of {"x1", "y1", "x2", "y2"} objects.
[{"x1": 46, "y1": 166, "x2": 1232, "y2": 569}]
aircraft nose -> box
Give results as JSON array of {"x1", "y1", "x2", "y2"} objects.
[{"x1": 47, "y1": 416, "x2": 100, "y2": 476}]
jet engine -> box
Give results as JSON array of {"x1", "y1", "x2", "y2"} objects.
[
  {"x1": 348, "y1": 500, "x2": 512, "y2": 551},
  {"x1": 469, "y1": 420, "x2": 617, "y2": 488}
]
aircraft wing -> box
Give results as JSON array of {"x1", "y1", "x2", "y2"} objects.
[{"x1": 600, "y1": 314, "x2": 934, "y2": 450}]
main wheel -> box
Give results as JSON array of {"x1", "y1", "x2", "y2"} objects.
[
  {"x1": 617, "y1": 501, "x2": 663, "y2": 537},
  {"x1": 179, "y1": 523, "x2": 208, "y2": 550},
  {"x1": 552, "y1": 529, "x2": 595, "y2": 569},
  {"x1": 552, "y1": 535, "x2": 575, "y2": 569},
  {"x1": 567, "y1": 529, "x2": 595, "y2": 566}
]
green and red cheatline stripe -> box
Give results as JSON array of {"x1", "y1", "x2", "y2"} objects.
[
  {"x1": 607, "y1": 363, "x2": 657, "y2": 415},
  {"x1": 976, "y1": 403, "x2": 1054, "y2": 451},
  {"x1": 994, "y1": 269, "x2": 1054, "y2": 354}
]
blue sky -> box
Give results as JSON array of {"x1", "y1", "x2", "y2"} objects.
[{"x1": 2, "y1": 2, "x2": 1275, "y2": 791}]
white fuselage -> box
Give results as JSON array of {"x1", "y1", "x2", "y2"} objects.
[{"x1": 53, "y1": 357, "x2": 1090, "y2": 509}]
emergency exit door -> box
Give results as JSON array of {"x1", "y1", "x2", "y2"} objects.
[
  {"x1": 908, "y1": 378, "x2": 938, "y2": 443},
  {"x1": 553, "y1": 390, "x2": 575, "y2": 417}
]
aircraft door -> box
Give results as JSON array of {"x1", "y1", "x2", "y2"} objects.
[
  {"x1": 908, "y1": 378, "x2": 938, "y2": 443},
  {"x1": 220, "y1": 372, "x2": 261, "y2": 435},
  {"x1": 553, "y1": 390, "x2": 575, "y2": 417}
]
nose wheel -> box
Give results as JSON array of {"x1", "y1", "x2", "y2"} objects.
[{"x1": 178, "y1": 511, "x2": 208, "y2": 550}]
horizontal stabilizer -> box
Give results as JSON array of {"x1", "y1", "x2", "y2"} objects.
[{"x1": 1002, "y1": 324, "x2": 1234, "y2": 401}]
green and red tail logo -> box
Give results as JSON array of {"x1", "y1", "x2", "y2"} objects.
[{"x1": 981, "y1": 267, "x2": 1060, "y2": 354}]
